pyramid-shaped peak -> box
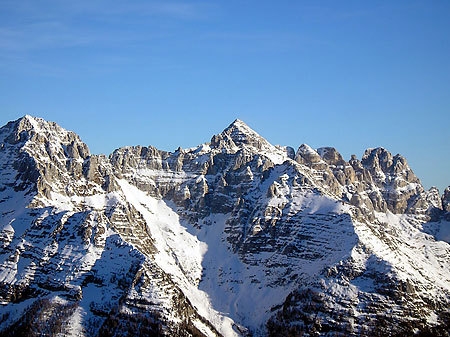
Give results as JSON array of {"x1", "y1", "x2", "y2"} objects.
[
  {"x1": 224, "y1": 119, "x2": 264, "y2": 139},
  {"x1": 226, "y1": 118, "x2": 257, "y2": 133},
  {"x1": 209, "y1": 119, "x2": 274, "y2": 152},
  {"x1": 229, "y1": 118, "x2": 249, "y2": 127},
  {"x1": 219, "y1": 119, "x2": 267, "y2": 148}
]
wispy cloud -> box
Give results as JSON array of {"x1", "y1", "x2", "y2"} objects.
[
  {"x1": 0, "y1": 1, "x2": 216, "y2": 75},
  {"x1": 0, "y1": 22, "x2": 96, "y2": 52},
  {"x1": 67, "y1": 1, "x2": 212, "y2": 20},
  {"x1": 0, "y1": 1, "x2": 213, "y2": 50}
]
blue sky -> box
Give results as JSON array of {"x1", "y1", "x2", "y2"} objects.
[{"x1": 1, "y1": 1, "x2": 449, "y2": 192}]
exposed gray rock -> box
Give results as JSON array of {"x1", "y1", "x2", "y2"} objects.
[
  {"x1": 211, "y1": 119, "x2": 269, "y2": 151},
  {"x1": 0, "y1": 116, "x2": 448, "y2": 337},
  {"x1": 317, "y1": 147, "x2": 346, "y2": 166},
  {"x1": 295, "y1": 144, "x2": 323, "y2": 166},
  {"x1": 443, "y1": 186, "x2": 450, "y2": 213}
]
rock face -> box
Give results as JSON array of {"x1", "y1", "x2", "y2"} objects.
[
  {"x1": 0, "y1": 116, "x2": 449, "y2": 337},
  {"x1": 443, "y1": 187, "x2": 450, "y2": 213}
]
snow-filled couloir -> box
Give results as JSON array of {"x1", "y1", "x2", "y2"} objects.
[{"x1": 0, "y1": 115, "x2": 449, "y2": 336}]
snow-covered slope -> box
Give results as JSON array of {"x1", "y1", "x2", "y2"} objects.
[{"x1": 0, "y1": 116, "x2": 449, "y2": 336}]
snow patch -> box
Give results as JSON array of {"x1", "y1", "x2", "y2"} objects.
[{"x1": 117, "y1": 179, "x2": 239, "y2": 337}]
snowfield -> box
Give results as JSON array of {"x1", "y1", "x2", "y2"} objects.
[{"x1": 0, "y1": 116, "x2": 449, "y2": 336}]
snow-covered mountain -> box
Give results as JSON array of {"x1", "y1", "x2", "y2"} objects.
[{"x1": 0, "y1": 115, "x2": 449, "y2": 336}]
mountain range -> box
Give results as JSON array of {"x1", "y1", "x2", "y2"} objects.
[{"x1": 0, "y1": 115, "x2": 449, "y2": 336}]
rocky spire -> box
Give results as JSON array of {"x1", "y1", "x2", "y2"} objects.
[
  {"x1": 1, "y1": 115, "x2": 450, "y2": 336},
  {"x1": 443, "y1": 186, "x2": 450, "y2": 213}
]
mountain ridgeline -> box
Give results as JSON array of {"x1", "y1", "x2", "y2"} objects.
[{"x1": 0, "y1": 116, "x2": 449, "y2": 336}]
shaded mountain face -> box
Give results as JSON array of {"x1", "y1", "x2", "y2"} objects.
[{"x1": 0, "y1": 115, "x2": 449, "y2": 337}]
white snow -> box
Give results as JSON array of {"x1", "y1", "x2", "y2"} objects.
[
  {"x1": 352, "y1": 211, "x2": 450, "y2": 297},
  {"x1": 1, "y1": 116, "x2": 450, "y2": 336},
  {"x1": 117, "y1": 179, "x2": 240, "y2": 337},
  {"x1": 64, "y1": 306, "x2": 86, "y2": 337},
  {"x1": 435, "y1": 220, "x2": 450, "y2": 243},
  {"x1": 193, "y1": 213, "x2": 295, "y2": 331}
]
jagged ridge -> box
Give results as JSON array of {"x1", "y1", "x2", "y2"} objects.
[{"x1": 0, "y1": 116, "x2": 449, "y2": 337}]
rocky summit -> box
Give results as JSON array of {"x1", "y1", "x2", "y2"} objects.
[{"x1": 0, "y1": 115, "x2": 449, "y2": 337}]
